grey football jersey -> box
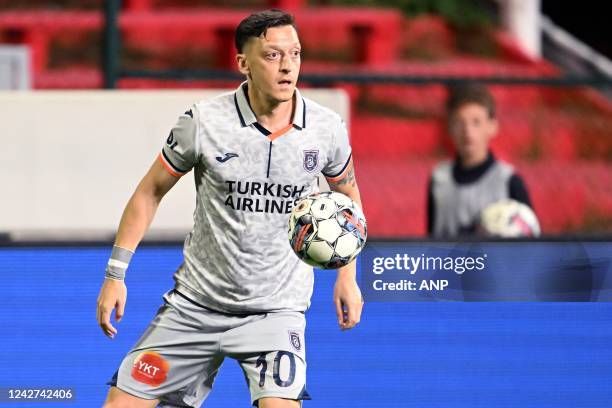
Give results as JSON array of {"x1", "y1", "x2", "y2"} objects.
[
  {"x1": 430, "y1": 160, "x2": 514, "y2": 237},
  {"x1": 158, "y1": 82, "x2": 352, "y2": 313}
]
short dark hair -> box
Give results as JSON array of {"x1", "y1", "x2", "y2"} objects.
[
  {"x1": 446, "y1": 84, "x2": 496, "y2": 118},
  {"x1": 235, "y1": 9, "x2": 297, "y2": 53}
]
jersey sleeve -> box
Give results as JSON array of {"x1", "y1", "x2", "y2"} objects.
[
  {"x1": 322, "y1": 117, "x2": 352, "y2": 181},
  {"x1": 158, "y1": 107, "x2": 199, "y2": 177},
  {"x1": 427, "y1": 177, "x2": 435, "y2": 236},
  {"x1": 508, "y1": 173, "x2": 532, "y2": 208}
]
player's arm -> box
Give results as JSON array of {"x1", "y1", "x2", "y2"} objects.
[
  {"x1": 326, "y1": 157, "x2": 364, "y2": 331},
  {"x1": 97, "y1": 108, "x2": 198, "y2": 339},
  {"x1": 327, "y1": 158, "x2": 361, "y2": 208},
  {"x1": 114, "y1": 159, "x2": 181, "y2": 250},
  {"x1": 322, "y1": 117, "x2": 363, "y2": 330},
  {"x1": 508, "y1": 174, "x2": 532, "y2": 208},
  {"x1": 427, "y1": 178, "x2": 435, "y2": 236},
  {"x1": 96, "y1": 159, "x2": 181, "y2": 338}
]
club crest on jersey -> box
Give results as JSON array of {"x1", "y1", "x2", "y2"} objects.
[
  {"x1": 288, "y1": 331, "x2": 302, "y2": 351},
  {"x1": 303, "y1": 150, "x2": 319, "y2": 172}
]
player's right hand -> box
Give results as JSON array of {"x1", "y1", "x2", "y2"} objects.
[{"x1": 96, "y1": 278, "x2": 127, "y2": 339}]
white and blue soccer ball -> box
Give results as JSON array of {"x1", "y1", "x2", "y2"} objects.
[{"x1": 288, "y1": 191, "x2": 367, "y2": 269}]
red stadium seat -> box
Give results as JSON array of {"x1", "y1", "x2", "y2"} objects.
[
  {"x1": 3, "y1": 4, "x2": 611, "y2": 236},
  {"x1": 0, "y1": 8, "x2": 402, "y2": 74}
]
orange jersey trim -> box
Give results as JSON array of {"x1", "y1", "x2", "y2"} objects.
[
  {"x1": 325, "y1": 159, "x2": 353, "y2": 182},
  {"x1": 267, "y1": 124, "x2": 294, "y2": 142},
  {"x1": 158, "y1": 153, "x2": 183, "y2": 178}
]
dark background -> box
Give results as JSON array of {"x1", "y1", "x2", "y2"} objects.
[{"x1": 542, "y1": 0, "x2": 611, "y2": 58}]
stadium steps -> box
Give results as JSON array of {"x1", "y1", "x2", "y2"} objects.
[
  {"x1": 0, "y1": 8, "x2": 402, "y2": 74},
  {"x1": 522, "y1": 161, "x2": 612, "y2": 234},
  {"x1": 356, "y1": 158, "x2": 612, "y2": 237},
  {"x1": 3, "y1": 6, "x2": 611, "y2": 236}
]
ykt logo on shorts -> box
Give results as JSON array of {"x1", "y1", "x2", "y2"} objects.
[{"x1": 131, "y1": 351, "x2": 170, "y2": 387}]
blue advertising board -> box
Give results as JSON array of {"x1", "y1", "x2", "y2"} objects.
[{"x1": 1, "y1": 245, "x2": 611, "y2": 407}]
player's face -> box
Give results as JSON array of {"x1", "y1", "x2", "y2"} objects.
[
  {"x1": 448, "y1": 103, "x2": 498, "y2": 166},
  {"x1": 238, "y1": 25, "x2": 301, "y2": 104}
]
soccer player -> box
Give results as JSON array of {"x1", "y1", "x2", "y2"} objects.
[
  {"x1": 427, "y1": 84, "x2": 533, "y2": 237},
  {"x1": 96, "y1": 9, "x2": 363, "y2": 408}
]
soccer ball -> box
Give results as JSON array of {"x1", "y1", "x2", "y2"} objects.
[
  {"x1": 478, "y1": 199, "x2": 540, "y2": 237},
  {"x1": 288, "y1": 191, "x2": 367, "y2": 269}
]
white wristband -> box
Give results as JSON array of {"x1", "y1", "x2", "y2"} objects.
[{"x1": 104, "y1": 246, "x2": 134, "y2": 281}]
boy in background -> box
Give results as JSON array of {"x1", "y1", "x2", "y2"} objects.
[{"x1": 427, "y1": 84, "x2": 533, "y2": 237}]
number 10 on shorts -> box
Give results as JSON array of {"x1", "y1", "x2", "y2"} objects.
[{"x1": 256, "y1": 351, "x2": 297, "y2": 388}]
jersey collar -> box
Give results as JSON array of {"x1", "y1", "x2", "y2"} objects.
[
  {"x1": 234, "y1": 81, "x2": 307, "y2": 130},
  {"x1": 452, "y1": 151, "x2": 496, "y2": 184}
]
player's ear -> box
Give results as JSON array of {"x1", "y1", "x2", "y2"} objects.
[
  {"x1": 447, "y1": 114, "x2": 461, "y2": 140},
  {"x1": 488, "y1": 117, "x2": 499, "y2": 139},
  {"x1": 236, "y1": 53, "x2": 250, "y2": 76}
]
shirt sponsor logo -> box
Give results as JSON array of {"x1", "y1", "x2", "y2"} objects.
[
  {"x1": 131, "y1": 351, "x2": 170, "y2": 387},
  {"x1": 224, "y1": 180, "x2": 307, "y2": 214},
  {"x1": 303, "y1": 150, "x2": 319, "y2": 172}
]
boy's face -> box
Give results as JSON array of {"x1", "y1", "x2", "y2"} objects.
[
  {"x1": 448, "y1": 103, "x2": 498, "y2": 166},
  {"x1": 237, "y1": 25, "x2": 301, "y2": 104}
]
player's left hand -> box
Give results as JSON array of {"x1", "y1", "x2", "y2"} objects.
[{"x1": 333, "y1": 275, "x2": 364, "y2": 331}]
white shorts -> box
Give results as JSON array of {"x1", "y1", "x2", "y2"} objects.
[{"x1": 108, "y1": 289, "x2": 310, "y2": 407}]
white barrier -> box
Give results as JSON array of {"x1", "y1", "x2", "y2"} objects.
[
  {"x1": 499, "y1": 0, "x2": 541, "y2": 58},
  {"x1": 0, "y1": 46, "x2": 30, "y2": 90},
  {"x1": 0, "y1": 89, "x2": 349, "y2": 241}
]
